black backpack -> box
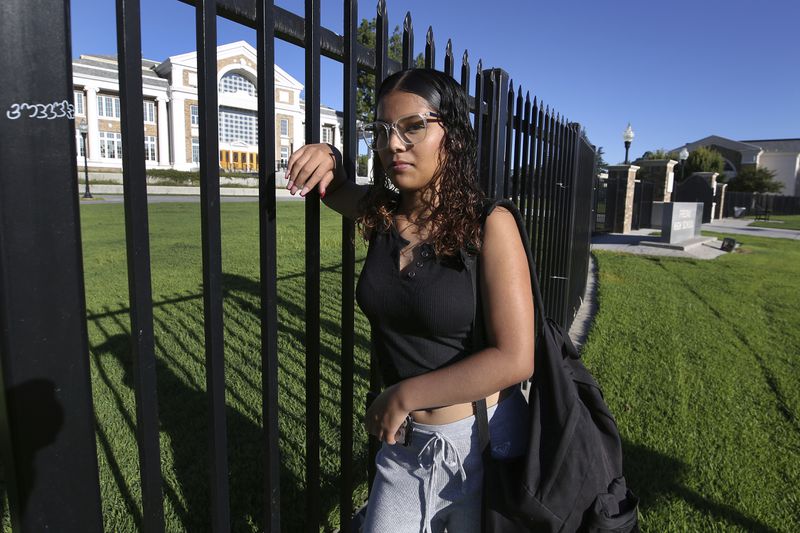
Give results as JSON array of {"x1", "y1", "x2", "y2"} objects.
[{"x1": 468, "y1": 199, "x2": 640, "y2": 532}]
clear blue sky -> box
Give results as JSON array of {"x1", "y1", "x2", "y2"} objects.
[{"x1": 71, "y1": 0, "x2": 799, "y2": 165}]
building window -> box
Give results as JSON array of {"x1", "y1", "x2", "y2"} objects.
[
  {"x1": 278, "y1": 90, "x2": 289, "y2": 103},
  {"x1": 74, "y1": 91, "x2": 84, "y2": 115},
  {"x1": 99, "y1": 132, "x2": 122, "y2": 158},
  {"x1": 280, "y1": 146, "x2": 289, "y2": 168},
  {"x1": 97, "y1": 95, "x2": 121, "y2": 119},
  {"x1": 219, "y1": 72, "x2": 257, "y2": 97},
  {"x1": 280, "y1": 118, "x2": 289, "y2": 137},
  {"x1": 219, "y1": 106, "x2": 256, "y2": 145},
  {"x1": 322, "y1": 126, "x2": 333, "y2": 144},
  {"x1": 144, "y1": 136, "x2": 157, "y2": 161},
  {"x1": 191, "y1": 105, "x2": 199, "y2": 126},
  {"x1": 192, "y1": 137, "x2": 200, "y2": 163},
  {"x1": 143, "y1": 101, "x2": 155, "y2": 123}
]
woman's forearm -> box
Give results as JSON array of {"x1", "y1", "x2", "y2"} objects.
[{"x1": 392, "y1": 346, "x2": 533, "y2": 412}]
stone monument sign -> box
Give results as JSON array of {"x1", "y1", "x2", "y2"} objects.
[{"x1": 659, "y1": 202, "x2": 703, "y2": 244}]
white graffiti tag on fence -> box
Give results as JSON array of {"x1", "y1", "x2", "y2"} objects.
[{"x1": 6, "y1": 100, "x2": 75, "y2": 121}]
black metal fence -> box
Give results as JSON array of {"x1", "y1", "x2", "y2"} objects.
[
  {"x1": 632, "y1": 180, "x2": 654, "y2": 230},
  {"x1": 0, "y1": 0, "x2": 595, "y2": 531},
  {"x1": 722, "y1": 191, "x2": 800, "y2": 217}
]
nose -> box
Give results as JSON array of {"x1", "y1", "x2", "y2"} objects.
[{"x1": 385, "y1": 125, "x2": 408, "y2": 152}]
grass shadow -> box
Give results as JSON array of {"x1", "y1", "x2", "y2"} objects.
[
  {"x1": 623, "y1": 440, "x2": 779, "y2": 532},
  {"x1": 85, "y1": 265, "x2": 373, "y2": 531}
]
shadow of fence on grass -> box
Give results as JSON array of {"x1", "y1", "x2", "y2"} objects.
[
  {"x1": 623, "y1": 440, "x2": 779, "y2": 533},
  {"x1": 86, "y1": 266, "x2": 372, "y2": 531}
]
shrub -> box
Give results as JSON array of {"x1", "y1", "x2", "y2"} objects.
[{"x1": 726, "y1": 167, "x2": 783, "y2": 193}]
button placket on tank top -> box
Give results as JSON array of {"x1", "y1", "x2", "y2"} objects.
[{"x1": 391, "y1": 224, "x2": 435, "y2": 282}]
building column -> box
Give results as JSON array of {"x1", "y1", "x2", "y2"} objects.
[
  {"x1": 170, "y1": 95, "x2": 186, "y2": 168},
  {"x1": 156, "y1": 96, "x2": 170, "y2": 166},
  {"x1": 608, "y1": 164, "x2": 639, "y2": 233},
  {"x1": 84, "y1": 85, "x2": 101, "y2": 161}
]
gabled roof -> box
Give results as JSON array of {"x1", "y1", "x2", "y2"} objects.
[
  {"x1": 673, "y1": 135, "x2": 763, "y2": 154},
  {"x1": 153, "y1": 41, "x2": 303, "y2": 90},
  {"x1": 740, "y1": 139, "x2": 800, "y2": 153}
]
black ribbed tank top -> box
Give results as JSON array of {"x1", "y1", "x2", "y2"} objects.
[{"x1": 355, "y1": 221, "x2": 476, "y2": 387}]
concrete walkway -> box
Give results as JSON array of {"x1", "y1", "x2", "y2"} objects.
[{"x1": 567, "y1": 218, "x2": 800, "y2": 349}]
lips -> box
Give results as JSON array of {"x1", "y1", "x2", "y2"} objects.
[{"x1": 391, "y1": 160, "x2": 412, "y2": 172}]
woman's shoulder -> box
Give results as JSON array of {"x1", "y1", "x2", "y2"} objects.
[{"x1": 481, "y1": 203, "x2": 521, "y2": 254}]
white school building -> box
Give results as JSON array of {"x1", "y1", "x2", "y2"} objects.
[{"x1": 72, "y1": 40, "x2": 344, "y2": 173}]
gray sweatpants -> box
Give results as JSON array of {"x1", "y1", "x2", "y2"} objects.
[{"x1": 362, "y1": 389, "x2": 529, "y2": 533}]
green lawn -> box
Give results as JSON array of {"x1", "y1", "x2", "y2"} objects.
[
  {"x1": 583, "y1": 233, "x2": 800, "y2": 532},
  {"x1": 3, "y1": 202, "x2": 798, "y2": 531},
  {"x1": 746, "y1": 214, "x2": 800, "y2": 231},
  {"x1": 79, "y1": 201, "x2": 372, "y2": 532}
]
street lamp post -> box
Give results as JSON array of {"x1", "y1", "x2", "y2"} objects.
[
  {"x1": 623, "y1": 123, "x2": 634, "y2": 164},
  {"x1": 78, "y1": 119, "x2": 92, "y2": 199},
  {"x1": 679, "y1": 147, "x2": 689, "y2": 181}
]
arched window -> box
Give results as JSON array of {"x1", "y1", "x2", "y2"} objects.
[{"x1": 219, "y1": 72, "x2": 257, "y2": 97}]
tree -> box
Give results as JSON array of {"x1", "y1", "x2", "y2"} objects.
[
  {"x1": 356, "y1": 18, "x2": 424, "y2": 122},
  {"x1": 637, "y1": 148, "x2": 679, "y2": 161},
  {"x1": 594, "y1": 146, "x2": 608, "y2": 173},
  {"x1": 726, "y1": 167, "x2": 783, "y2": 193},
  {"x1": 681, "y1": 146, "x2": 725, "y2": 181}
]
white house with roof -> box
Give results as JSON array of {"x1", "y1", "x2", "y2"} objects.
[
  {"x1": 72, "y1": 40, "x2": 343, "y2": 173},
  {"x1": 674, "y1": 135, "x2": 800, "y2": 196}
]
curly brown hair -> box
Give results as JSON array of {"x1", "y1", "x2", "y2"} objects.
[{"x1": 355, "y1": 69, "x2": 487, "y2": 258}]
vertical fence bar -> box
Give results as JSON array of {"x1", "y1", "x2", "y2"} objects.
[
  {"x1": 526, "y1": 97, "x2": 539, "y2": 234},
  {"x1": 479, "y1": 68, "x2": 509, "y2": 199},
  {"x1": 402, "y1": 12, "x2": 413, "y2": 70},
  {"x1": 0, "y1": 2, "x2": 104, "y2": 530},
  {"x1": 555, "y1": 117, "x2": 571, "y2": 326},
  {"x1": 473, "y1": 61, "x2": 484, "y2": 174},
  {"x1": 563, "y1": 123, "x2": 581, "y2": 327},
  {"x1": 460, "y1": 51, "x2": 470, "y2": 93},
  {"x1": 444, "y1": 40, "x2": 454, "y2": 78},
  {"x1": 532, "y1": 105, "x2": 548, "y2": 277},
  {"x1": 549, "y1": 116, "x2": 563, "y2": 323},
  {"x1": 519, "y1": 92, "x2": 531, "y2": 219},
  {"x1": 530, "y1": 99, "x2": 543, "y2": 238},
  {"x1": 195, "y1": 1, "x2": 231, "y2": 530},
  {"x1": 115, "y1": 0, "x2": 165, "y2": 529},
  {"x1": 538, "y1": 108, "x2": 554, "y2": 305},
  {"x1": 255, "y1": 0, "x2": 281, "y2": 530},
  {"x1": 544, "y1": 114, "x2": 560, "y2": 318},
  {"x1": 552, "y1": 116, "x2": 566, "y2": 320},
  {"x1": 510, "y1": 85, "x2": 523, "y2": 203},
  {"x1": 368, "y1": 0, "x2": 389, "y2": 491},
  {"x1": 556, "y1": 120, "x2": 571, "y2": 325},
  {"x1": 340, "y1": 0, "x2": 358, "y2": 528},
  {"x1": 502, "y1": 81, "x2": 514, "y2": 199},
  {"x1": 304, "y1": 0, "x2": 322, "y2": 530},
  {"x1": 530, "y1": 102, "x2": 546, "y2": 268},
  {"x1": 424, "y1": 27, "x2": 435, "y2": 69}
]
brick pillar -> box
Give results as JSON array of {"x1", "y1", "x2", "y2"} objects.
[
  {"x1": 608, "y1": 164, "x2": 639, "y2": 233},
  {"x1": 633, "y1": 159, "x2": 677, "y2": 202},
  {"x1": 695, "y1": 172, "x2": 719, "y2": 220}
]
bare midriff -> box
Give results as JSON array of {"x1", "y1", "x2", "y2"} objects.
[{"x1": 410, "y1": 387, "x2": 515, "y2": 425}]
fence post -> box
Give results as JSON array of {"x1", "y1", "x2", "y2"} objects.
[
  {"x1": 0, "y1": 1, "x2": 104, "y2": 530},
  {"x1": 479, "y1": 68, "x2": 510, "y2": 199}
]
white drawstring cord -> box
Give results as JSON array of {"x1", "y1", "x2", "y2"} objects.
[{"x1": 417, "y1": 432, "x2": 467, "y2": 533}]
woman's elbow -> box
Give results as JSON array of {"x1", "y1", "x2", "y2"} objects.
[{"x1": 504, "y1": 347, "x2": 534, "y2": 385}]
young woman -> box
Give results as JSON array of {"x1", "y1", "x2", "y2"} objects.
[{"x1": 284, "y1": 68, "x2": 534, "y2": 533}]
